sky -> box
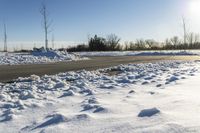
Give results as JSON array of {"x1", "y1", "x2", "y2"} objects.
[{"x1": 0, "y1": 0, "x2": 199, "y2": 49}]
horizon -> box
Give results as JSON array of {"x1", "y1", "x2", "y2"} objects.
[{"x1": 0, "y1": 0, "x2": 200, "y2": 50}]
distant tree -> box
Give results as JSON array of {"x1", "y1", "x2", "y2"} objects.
[
  {"x1": 145, "y1": 39, "x2": 160, "y2": 50},
  {"x1": 187, "y1": 33, "x2": 200, "y2": 49},
  {"x1": 182, "y1": 17, "x2": 187, "y2": 44},
  {"x1": 106, "y1": 34, "x2": 121, "y2": 51},
  {"x1": 67, "y1": 44, "x2": 89, "y2": 52},
  {"x1": 123, "y1": 41, "x2": 130, "y2": 51},
  {"x1": 89, "y1": 35, "x2": 106, "y2": 51},
  {"x1": 170, "y1": 36, "x2": 181, "y2": 46},
  {"x1": 135, "y1": 39, "x2": 146, "y2": 50},
  {"x1": 129, "y1": 41, "x2": 136, "y2": 50},
  {"x1": 145, "y1": 39, "x2": 156, "y2": 49},
  {"x1": 51, "y1": 34, "x2": 55, "y2": 49}
]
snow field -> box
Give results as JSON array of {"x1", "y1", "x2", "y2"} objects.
[{"x1": 0, "y1": 61, "x2": 200, "y2": 132}]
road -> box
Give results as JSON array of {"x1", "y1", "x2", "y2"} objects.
[{"x1": 0, "y1": 56, "x2": 200, "y2": 83}]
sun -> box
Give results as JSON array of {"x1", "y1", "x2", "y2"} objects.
[{"x1": 189, "y1": 0, "x2": 200, "y2": 17}]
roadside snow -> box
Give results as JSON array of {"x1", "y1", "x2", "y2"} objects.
[
  {"x1": 0, "y1": 61, "x2": 200, "y2": 132},
  {"x1": 0, "y1": 51, "x2": 86, "y2": 65},
  {"x1": 76, "y1": 50, "x2": 200, "y2": 57}
]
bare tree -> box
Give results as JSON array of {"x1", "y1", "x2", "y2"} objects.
[
  {"x1": 124, "y1": 41, "x2": 129, "y2": 51},
  {"x1": 145, "y1": 39, "x2": 155, "y2": 49},
  {"x1": 187, "y1": 33, "x2": 200, "y2": 48},
  {"x1": 40, "y1": 2, "x2": 51, "y2": 50},
  {"x1": 106, "y1": 34, "x2": 121, "y2": 50},
  {"x1": 3, "y1": 23, "x2": 7, "y2": 52},
  {"x1": 51, "y1": 34, "x2": 54, "y2": 49},
  {"x1": 182, "y1": 17, "x2": 187, "y2": 46},
  {"x1": 187, "y1": 32, "x2": 194, "y2": 46},
  {"x1": 170, "y1": 36, "x2": 180, "y2": 46},
  {"x1": 135, "y1": 39, "x2": 145, "y2": 50}
]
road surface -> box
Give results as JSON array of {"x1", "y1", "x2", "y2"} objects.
[{"x1": 0, "y1": 56, "x2": 200, "y2": 83}]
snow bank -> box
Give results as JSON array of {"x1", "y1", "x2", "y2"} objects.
[
  {"x1": 76, "y1": 50, "x2": 200, "y2": 57},
  {"x1": 0, "y1": 51, "x2": 86, "y2": 65},
  {"x1": 0, "y1": 60, "x2": 200, "y2": 132}
]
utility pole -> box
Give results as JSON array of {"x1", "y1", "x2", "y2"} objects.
[{"x1": 3, "y1": 23, "x2": 7, "y2": 52}]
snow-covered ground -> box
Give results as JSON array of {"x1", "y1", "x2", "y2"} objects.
[
  {"x1": 0, "y1": 61, "x2": 200, "y2": 132},
  {"x1": 1, "y1": 50, "x2": 200, "y2": 65},
  {"x1": 76, "y1": 50, "x2": 200, "y2": 57},
  {"x1": 0, "y1": 51, "x2": 85, "y2": 65}
]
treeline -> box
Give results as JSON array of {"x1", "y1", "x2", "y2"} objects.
[
  {"x1": 68, "y1": 34, "x2": 122, "y2": 52},
  {"x1": 67, "y1": 33, "x2": 200, "y2": 52}
]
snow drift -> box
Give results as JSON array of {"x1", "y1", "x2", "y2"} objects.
[
  {"x1": 76, "y1": 50, "x2": 200, "y2": 57},
  {"x1": 0, "y1": 50, "x2": 86, "y2": 65},
  {"x1": 0, "y1": 60, "x2": 200, "y2": 132}
]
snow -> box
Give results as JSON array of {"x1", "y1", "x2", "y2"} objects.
[
  {"x1": 1, "y1": 60, "x2": 200, "y2": 132},
  {"x1": 138, "y1": 108, "x2": 160, "y2": 117},
  {"x1": 1, "y1": 50, "x2": 199, "y2": 65},
  {"x1": 76, "y1": 50, "x2": 200, "y2": 57},
  {"x1": 0, "y1": 51, "x2": 86, "y2": 65}
]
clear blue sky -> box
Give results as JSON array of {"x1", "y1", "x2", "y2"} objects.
[{"x1": 0, "y1": 0, "x2": 198, "y2": 49}]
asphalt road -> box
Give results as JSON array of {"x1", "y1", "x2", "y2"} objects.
[{"x1": 0, "y1": 56, "x2": 200, "y2": 83}]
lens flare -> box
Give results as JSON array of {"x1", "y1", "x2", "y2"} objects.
[{"x1": 189, "y1": 0, "x2": 200, "y2": 17}]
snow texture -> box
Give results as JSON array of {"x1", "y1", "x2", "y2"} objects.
[
  {"x1": 76, "y1": 50, "x2": 200, "y2": 57},
  {"x1": 0, "y1": 60, "x2": 200, "y2": 132},
  {"x1": 0, "y1": 51, "x2": 86, "y2": 65}
]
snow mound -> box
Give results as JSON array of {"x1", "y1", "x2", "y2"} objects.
[
  {"x1": 58, "y1": 90, "x2": 74, "y2": 98},
  {"x1": 138, "y1": 107, "x2": 160, "y2": 117},
  {"x1": 81, "y1": 104, "x2": 107, "y2": 113},
  {"x1": 0, "y1": 51, "x2": 86, "y2": 65},
  {"x1": 34, "y1": 113, "x2": 68, "y2": 129},
  {"x1": 70, "y1": 114, "x2": 90, "y2": 121}
]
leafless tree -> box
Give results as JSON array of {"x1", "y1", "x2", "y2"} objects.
[
  {"x1": 187, "y1": 33, "x2": 200, "y2": 48},
  {"x1": 145, "y1": 39, "x2": 155, "y2": 49},
  {"x1": 170, "y1": 36, "x2": 180, "y2": 46},
  {"x1": 51, "y1": 34, "x2": 54, "y2": 49},
  {"x1": 182, "y1": 17, "x2": 187, "y2": 45},
  {"x1": 106, "y1": 34, "x2": 121, "y2": 50},
  {"x1": 40, "y1": 2, "x2": 52, "y2": 50},
  {"x1": 135, "y1": 39, "x2": 145, "y2": 49},
  {"x1": 124, "y1": 41, "x2": 129, "y2": 51}
]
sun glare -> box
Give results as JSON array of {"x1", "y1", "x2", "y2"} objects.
[{"x1": 189, "y1": 0, "x2": 200, "y2": 17}]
